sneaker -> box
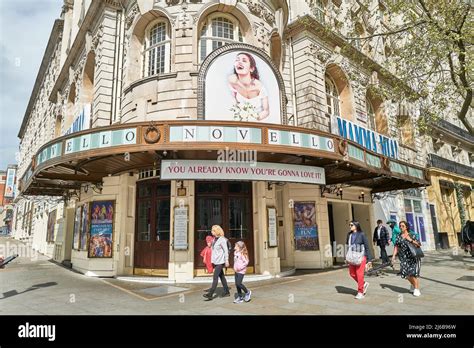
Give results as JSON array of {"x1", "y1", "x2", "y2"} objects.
[
  {"x1": 355, "y1": 292, "x2": 365, "y2": 300},
  {"x1": 409, "y1": 285, "x2": 415, "y2": 293},
  {"x1": 203, "y1": 288, "x2": 211, "y2": 292},
  {"x1": 244, "y1": 290, "x2": 252, "y2": 302},
  {"x1": 221, "y1": 291, "x2": 231, "y2": 298},
  {"x1": 233, "y1": 297, "x2": 243, "y2": 304},
  {"x1": 413, "y1": 289, "x2": 421, "y2": 297},
  {"x1": 363, "y1": 282, "x2": 369, "y2": 295}
]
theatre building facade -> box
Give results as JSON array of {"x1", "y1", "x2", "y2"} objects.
[{"x1": 14, "y1": 0, "x2": 429, "y2": 281}]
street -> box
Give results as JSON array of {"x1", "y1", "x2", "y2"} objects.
[{"x1": 1, "y1": 237, "x2": 473, "y2": 315}]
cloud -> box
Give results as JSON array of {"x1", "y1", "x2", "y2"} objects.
[{"x1": 0, "y1": 0, "x2": 60, "y2": 169}]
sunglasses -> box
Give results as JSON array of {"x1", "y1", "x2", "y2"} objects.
[{"x1": 349, "y1": 223, "x2": 354, "y2": 226}]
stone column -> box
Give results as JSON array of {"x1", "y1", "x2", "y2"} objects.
[
  {"x1": 116, "y1": 173, "x2": 138, "y2": 276},
  {"x1": 253, "y1": 181, "x2": 280, "y2": 275},
  {"x1": 168, "y1": 180, "x2": 195, "y2": 282}
]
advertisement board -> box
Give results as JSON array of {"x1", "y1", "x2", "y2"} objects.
[
  {"x1": 293, "y1": 201, "x2": 319, "y2": 251},
  {"x1": 4, "y1": 168, "x2": 16, "y2": 199},
  {"x1": 204, "y1": 47, "x2": 281, "y2": 124}
]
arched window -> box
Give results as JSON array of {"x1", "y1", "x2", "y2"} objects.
[
  {"x1": 82, "y1": 52, "x2": 95, "y2": 105},
  {"x1": 366, "y1": 97, "x2": 376, "y2": 131},
  {"x1": 64, "y1": 83, "x2": 76, "y2": 134},
  {"x1": 143, "y1": 20, "x2": 170, "y2": 77},
  {"x1": 397, "y1": 101, "x2": 415, "y2": 147},
  {"x1": 325, "y1": 75, "x2": 340, "y2": 117},
  {"x1": 199, "y1": 14, "x2": 243, "y2": 62},
  {"x1": 366, "y1": 89, "x2": 388, "y2": 134}
]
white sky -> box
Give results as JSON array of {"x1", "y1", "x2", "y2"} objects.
[{"x1": 0, "y1": 0, "x2": 61, "y2": 169}]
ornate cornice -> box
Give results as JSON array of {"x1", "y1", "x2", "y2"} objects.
[
  {"x1": 165, "y1": 0, "x2": 203, "y2": 5},
  {"x1": 240, "y1": 0, "x2": 275, "y2": 26},
  {"x1": 125, "y1": 3, "x2": 139, "y2": 29}
]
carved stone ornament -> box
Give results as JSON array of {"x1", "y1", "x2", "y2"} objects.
[
  {"x1": 253, "y1": 22, "x2": 270, "y2": 50},
  {"x1": 382, "y1": 157, "x2": 390, "y2": 171},
  {"x1": 338, "y1": 139, "x2": 348, "y2": 156},
  {"x1": 125, "y1": 3, "x2": 139, "y2": 29},
  {"x1": 175, "y1": 2, "x2": 191, "y2": 32},
  {"x1": 165, "y1": 0, "x2": 203, "y2": 5},
  {"x1": 241, "y1": 0, "x2": 275, "y2": 26},
  {"x1": 31, "y1": 156, "x2": 36, "y2": 171},
  {"x1": 74, "y1": 56, "x2": 86, "y2": 82},
  {"x1": 315, "y1": 48, "x2": 331, "y2": 63},
  {"x1": 144, "y1": 123, "x2": 161, "y2": 144},
  {"x1": 92, "y1": 24, "x2": 103, "y2": 49}
]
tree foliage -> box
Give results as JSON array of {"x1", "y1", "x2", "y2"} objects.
[{"x1": 310, "y1": 0, "x2": 473, "y2": 133}]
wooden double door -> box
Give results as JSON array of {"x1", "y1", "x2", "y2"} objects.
[
  {"x1": 194, "y1": 182, "x2": 254, "y2": 272},
  {"x1": 134, "y1": 181, "x2": 170, "y2": 271}
]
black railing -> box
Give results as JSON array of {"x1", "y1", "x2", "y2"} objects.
[
  {"x1": 428, "y1": 154, "x2": 474, "y2": 179},
  {"x1": 433, "y1": 119, "x2": 474, "y2": 143}
]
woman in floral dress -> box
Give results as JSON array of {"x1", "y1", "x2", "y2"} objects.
[{"x1": 392, "y1": 221, "x2": 422, "y2": 297}]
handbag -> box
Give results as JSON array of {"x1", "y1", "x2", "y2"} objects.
[
  {"x1": 346, "y1": 233, "x2": 365, "y2": 265},
  {"x1": 407, "y1": 240, "x2": 424, "y2": 258}
]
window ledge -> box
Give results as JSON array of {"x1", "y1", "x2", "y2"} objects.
[
  {"x1": 123, "y1": 72, "x2": 178, "y2": 95},
  {"x1": 399, "y1": 143, "x2": 418, "y2": 153}
]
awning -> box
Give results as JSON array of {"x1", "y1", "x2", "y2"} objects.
[{"x1": 19, "y1": 120, "x2": 430, "y2": 196}]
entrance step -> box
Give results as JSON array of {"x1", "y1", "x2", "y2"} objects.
[{"x1": 116, "y1": 268, "x2": 296, "y2": 284}]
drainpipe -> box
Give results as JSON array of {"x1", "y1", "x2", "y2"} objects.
[
  {"x1": 116, "y1": 1, "x2": 126, "y2": 124},
  {"x1": 110, "y1": 6, "x2": 124, "y2": 124},
  {"x1": 288, "y1": 1, "x2": 298, "y2": 127},
  {"x1": 289, "y1": 36, "x2": 298, "y2": 127},
  {"x1": 118, "y1": 1, "x2": 127, "y2": 123}
]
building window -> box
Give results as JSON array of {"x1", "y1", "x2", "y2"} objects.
[
  {"x1": 398, "y1": 115, "x2": 415, "y2": 147},
  {"x1": 325, "y1": 75, "x2": 340, "y2": 117},
  {"x1": 366, "y1": 97, "x2": 376, "y2": 131},
  {"x1": 404, "y1": 198, "x2": 426, "y2": 242},
  {"x1": 463, "y1": 189, "x2": 472, "y2": 220},
  {"x1": 143, "y1": 20, "x2": 170, "y2": 77},
  {"x1": 397, "y1": 102, "x2": 415, "y2": 147},
  {"x1": 366, "y1": 89, "x2": 388, "y2": 134},
  {"x1": 441, "y1": 186, "x2": 454, "y2": 205},
  {"x1": 199, "y1": 14, "x2": 243, "y2": 62},
  {"x1": 313, "y1": 0, "x2": 326, "y2": 23}
]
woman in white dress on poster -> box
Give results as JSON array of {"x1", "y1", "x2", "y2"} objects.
[{"x1": 228, "y1": 52, "x2": 270, "y2": 121}]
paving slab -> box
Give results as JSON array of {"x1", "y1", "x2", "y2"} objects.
[{"x1": 1, "y1": 237, "x2": 473, "y2": 315}]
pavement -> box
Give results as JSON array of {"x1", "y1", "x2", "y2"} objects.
[{"x1": 0, "y1": 236, "x2": 473, "y2": 315}]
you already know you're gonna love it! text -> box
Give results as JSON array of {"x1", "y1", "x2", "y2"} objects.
[{"x1": 161, "y1": 160, "x2": 326, "y2": 185}]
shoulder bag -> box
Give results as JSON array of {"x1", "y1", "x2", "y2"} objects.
[
  {"x1": 407, "y1": 238, "x2": 424, "y2": 258},
  {"x1": 345, "y1": 233, "x2": 365, "y2": 265}
]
